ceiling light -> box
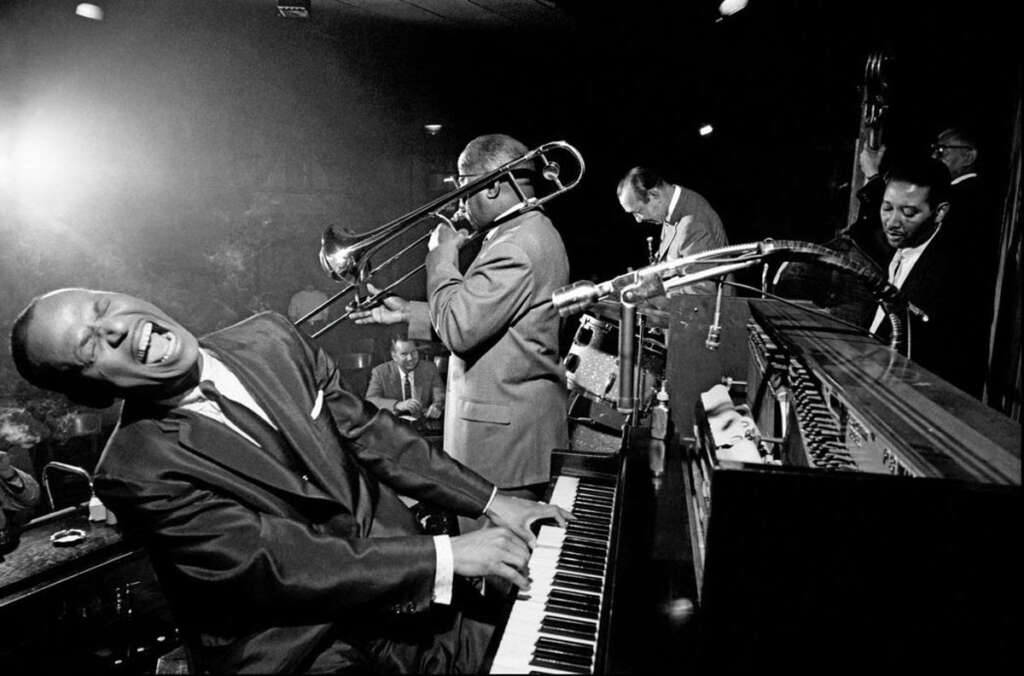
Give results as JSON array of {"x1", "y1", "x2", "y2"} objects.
[{"x1": 75, "y1": 3, "x2": 103, "y2": 20}]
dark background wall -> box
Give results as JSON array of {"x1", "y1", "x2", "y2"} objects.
[{"x1": 1, "y1": 0, "x2": 1018, "y2": 415}]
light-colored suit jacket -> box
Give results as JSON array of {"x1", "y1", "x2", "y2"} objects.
[
  {"x1": 365, "y1": 359, "x2": 444, "y2": 412},
  {"x1": 658, "y1": 184, "x2": 730, "y2": 296},
  {"x1": 93, "y1": 313, "x2": 493, "y2": 673},
  {"x1": 424, "y1": 209, "x2": 570, "y2": 488}
]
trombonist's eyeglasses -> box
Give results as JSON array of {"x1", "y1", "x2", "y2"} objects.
[
  {"x1": 930, "y1": 143, "x2": 971, "y2": 157},
  {"x1": 443, "y1": 173, "x2": 486, "y2": 188}
]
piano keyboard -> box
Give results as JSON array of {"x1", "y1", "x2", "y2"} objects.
[{"x1": 488, "y1": 472, "x2": 620, "y2": 674}]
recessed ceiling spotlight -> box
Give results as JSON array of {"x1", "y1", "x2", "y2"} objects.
[{"x1": 75, "y1": 3, "x2": 104, "y2": 20}]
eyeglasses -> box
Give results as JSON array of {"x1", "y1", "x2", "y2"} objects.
[
  {"x1": 443, "y1": 173, "x2": 486, "y2": 188},
  {"x1": 930, "y1": 143, "x2": 971, "y2": 157}
]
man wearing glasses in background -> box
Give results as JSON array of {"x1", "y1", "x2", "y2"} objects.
[{"x1": 929, "y1": 127, "x2": 998, "y2": 270}]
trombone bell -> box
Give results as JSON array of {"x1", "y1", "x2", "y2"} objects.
[{"x1": 318, "y1": 225, "x2": 366, "y2": 283}]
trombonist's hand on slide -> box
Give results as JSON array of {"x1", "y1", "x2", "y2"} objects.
[
  {"x1": 350, "y1": 283, "x2": 410, "y2": 325},
  {"x1": 428, "y1": 221, "x2": 471, "y2": 252}
]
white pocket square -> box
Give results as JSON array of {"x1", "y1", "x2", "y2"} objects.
[{"x1": 310, "y1": 389, "x2": 324, "y2": 418}]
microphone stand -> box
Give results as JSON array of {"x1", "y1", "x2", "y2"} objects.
[{"x1": 617, "y1": 299, "x2": 637, "y2": 448}]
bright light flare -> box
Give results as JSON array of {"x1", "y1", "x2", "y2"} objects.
[
  {"x1": 699, "y1": 124, "x2": 714, "y2": 136},
  {"x1": 718, "y1": 0, "x2": 748, "y2": 16},
  {"x1": 75, "y1": 3, "x2": 104, "y2": 21},
  {"x1": 0, "y1": 109, "x2": 110, "y2": 219}
]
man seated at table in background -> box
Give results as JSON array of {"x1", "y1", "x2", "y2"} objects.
[{"x1": 365, "y1": 335, "x2": 444, "y2": 422}]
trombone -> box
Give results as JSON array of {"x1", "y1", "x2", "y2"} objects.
[{"x1": 296, "y1": 140, "x2": 586, "y2": 338}]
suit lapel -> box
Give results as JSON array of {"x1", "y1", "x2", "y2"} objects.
[
  {"x1": 389, "y1": 361, "x2": 403, "y2": 400},
  {"x1": 200, "y1": 337, "x2": 358, "y2": 509},
  {"x1": 172, "y1": 409, "x2": 337, "y2": 507}
]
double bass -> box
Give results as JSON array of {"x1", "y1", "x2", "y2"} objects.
[{"x1": 844, "y1": 51, "x2": 891, "y2": 229}]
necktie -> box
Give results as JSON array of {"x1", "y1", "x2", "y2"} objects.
[
  {"x1": 402, "y1": 373, "x2": 411, "y2": 401},
  {"x1": 199, "y1": 381, "x2": 285, "y2": 453},
  {"x1": 889, "y1": 249, "x2": 905, "y2": 285}
]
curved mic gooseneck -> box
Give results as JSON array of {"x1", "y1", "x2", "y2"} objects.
[{"x1": 551, "y1": 238, "x2": 924, "y2": 357}]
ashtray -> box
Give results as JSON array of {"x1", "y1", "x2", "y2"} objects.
[{"x1": 50, "y1": 528, "x2": 87, "y2": 547}]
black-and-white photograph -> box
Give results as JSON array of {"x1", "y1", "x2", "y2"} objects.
[{"x1": 1, "y1": 1, "x2": 1019, "y2": 673}]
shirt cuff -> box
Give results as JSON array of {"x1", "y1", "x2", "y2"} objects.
[
  {"x1": 432, "y1": 534, "x2": 454, "y2": 605},
  {"x1": 481, "y1": 485, "x2": 498, "y2": 517}
]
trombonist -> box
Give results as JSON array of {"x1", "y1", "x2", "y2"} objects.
[{"x1": 354, "y1": 133, "x2": 570, "y2": 513}]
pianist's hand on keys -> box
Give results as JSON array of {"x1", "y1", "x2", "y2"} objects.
[
  {"x1": 450, "y1": 490, "x2": 575, "y2": 590},
  {"x1": 484, "y1": 492, "x2": 576, "y2": 549},
  {"x1": 489, "y1": 475, "x2": 617, "y2": 674}
]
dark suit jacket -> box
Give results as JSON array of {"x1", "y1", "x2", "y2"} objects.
[
  {"x1": 878, "y1": 225, "x2": 989, "y2": 397},
  {"x1": 365, "y1": 359, "x2": 444, "y2": 413},
  {"x1": 942, "y1": 175, "x2": 1000, "y2": 321},
  {"x1": 425, "y1": 209, "x2": 569, "y2": 488},
  {"x1": 93, "y1": 313, "x2": 493, "y2": 673}
]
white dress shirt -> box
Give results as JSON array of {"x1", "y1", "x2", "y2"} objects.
[
  {"x1": 869, "y1": 225, "x2": 943, "y2": 335},
  {"x1": 656, "y1": 185, "x2": 683, "y2": 262}
]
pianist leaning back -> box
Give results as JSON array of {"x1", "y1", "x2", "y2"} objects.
[{"x1": 9, "y1": 287, "x2": 572, "y2": 674}]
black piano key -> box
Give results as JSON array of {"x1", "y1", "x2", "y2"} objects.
[
  {"x1": 547, "y1": 594, "x2": 601, "y2": 613},
  {"x1": 552, "y1": 585, "x2": 598, "y2": 602},
  {"x1": 575, "y1": 489, "x2": 614, "y2": 500},
  {"x1": 532, "y1": 646, "x2": 593, "y2": 669},
  {"x1": 558, "y1": 547, "x2": 606, "y2": 563},
  {"x1": 536, "y1": 637, "x2": 594, "y2": 658},
  {"x1": 566, "y1": 523, "x2": 609, "y2": 538},
  {"x1": 546, "y1": 598, "x2": 600, "y2": 619},
  {"x1": 558, "y1": 550, "x2": 605, "y2": 567},
  {"x1": 553, "y1": 572, "x2": 603, "y2": 591},
  {"x1": 541, "y1": 619, "x2": 598, "y2": 641},
  {"x1": 530, "y1": 655, "x2": 591, "y2": 674},
  {"x1": 563, "y1": 532, "x2": 608, "y2": 547},
  {"x1": 570, "y1": 509, "x2": 611, "y2": 522},
  {"x1": 555, "y1": 559, "x2": 604, "y2": 575},
  {"x1": 572, "y1": 494, "x2": 612, "y2": 505},
  {"x1": 572, "y1": 494, "x2": 611, "y2": 506},
  {"x1": 543, "y1": 615, "x2": 599, "y2": 634},
  {"x1": 560, "y1": 545, "x2": 606, "y2": 561},
  {"x1": 567, "y1": 507, "x2": 609, "y2": 520},
  {"x1": 571, "y1": 508, "x2": 608, "y2": 519}
]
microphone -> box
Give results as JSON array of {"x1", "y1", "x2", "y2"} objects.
[
  {"x1": 705, "y1": 280, "x2": 725, "y2": 350},
  {"x1": 551, "y1": 280, "x2": 607, "y2": 317}
]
